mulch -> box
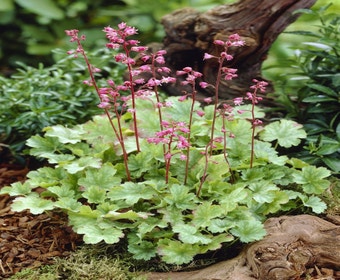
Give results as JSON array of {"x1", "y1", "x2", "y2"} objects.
[{"x1": 0, "y1": 163, "x2": 82, "y2": 278}]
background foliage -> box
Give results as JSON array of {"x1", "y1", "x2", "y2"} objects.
[
  {"x1": 263, "y1": 5, "x2": 340, "y2": 173},
  {"x1": 0, "y1": 0, "x2": 231, "y2": 70}
]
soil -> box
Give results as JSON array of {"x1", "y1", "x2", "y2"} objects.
[
  {"x1": 1, "y1": 156, "x2": 339, "y2": 279},
  {"x1": 0, "y1": 161, "x2": 82, "y2": 278}
]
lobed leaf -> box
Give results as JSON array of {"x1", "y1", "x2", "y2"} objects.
[
  {"x1": 11, "y1": 193, "x2": 54, "y2": 214},
  {"x1": 259, "y1": 119, "x2": 307, "y2": 148}
]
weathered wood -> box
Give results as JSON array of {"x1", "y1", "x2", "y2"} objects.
[
  {"x1": 154, "y1": 0, "x2": 317, "y2": 102},
  {"x1": 144, "y1": 215, "x2": 340, "y2": 280}
]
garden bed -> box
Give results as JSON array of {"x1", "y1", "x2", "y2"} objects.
[{"x1": 1, "y1": 163, "x2": 339, "y2": 279}]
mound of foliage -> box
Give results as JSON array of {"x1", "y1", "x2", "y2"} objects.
[
  {"x1": 0, "y1": 48, "x2": 124, "y2": 157},
  {"x1": 1, "y1": 23, "x2": 331, "y2": 266}
]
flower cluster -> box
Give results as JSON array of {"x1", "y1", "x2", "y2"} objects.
[{"x1": 65, "y1": 22, "x2": 268, "y2": 184}]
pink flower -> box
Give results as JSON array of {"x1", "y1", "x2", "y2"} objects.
[
  {"x1": 134, "y1": 78, "x2": 145, "y2": 84},
  {"x1": 204, "y1": 97, "x2": 212, "y2": 104},
  {"x1": 178, "y1": 95, "x2": 187, "y2": 101},
  {"x1": 214, "y1": 40, "x2": 225, "y2": 46},
  {"x1": 253, "y1": 119, "x2": 263, "y2": 126},
  {"x1": 203, "y1": 53, "x2": 215, "y2": 60},
  {"x1": 155, "y1": 56, "x2": 165, "y2": 64},
  {"x1": 180, "y1": 154, "x2": 187, "y2": 161},
  {"x1": 233, "y1": 97, "x2": 243, "y2": 105},
  {"x1": 139, "y1": 65, "x2": 151, "y2": 72},
  {"x1": 196, "y1": 110, "x2": 205, "y2": 117},
  {"x1": 157, "y1": 50, "x2": 166, "y2": 55},
  {"x1": 199, "y1": 82, "x2": 209, "y2": 88},
  {"x1": 161, "y1": 76, "x2": 176, "y2": 83},
  {"x1": 228, "y1": 34, "x2": 240, "y2": 41},
  {"x1": 131, "y1": 46, "x2": 148, "y2": 52}
]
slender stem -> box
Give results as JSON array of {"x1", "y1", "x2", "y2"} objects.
[
  {"x1": 151, "y1": 56, "x2": 166, "y2": 161},
  {"x1": 249, "y1": 89, "x2": 258, "y2": 169},
  {"x1": 76, "y1": 39, "x2": 131, "y2": 180},
  {"x1": 164, "y1": 136, "x2": 174, "y2": 184},
  {"x1": 197, "y1": 143, "x2": 210, "y2": 197},
  {"x1": 123, "y1": 43, "x2": 140, "y2": 152},
  {"x1": 209, "y1": 57, "x2": 225, "y2": 155},
  {"x1": 184, "y1": 84, "x2": 196, "y2": 185},
  {"x1": 221, "y1": 112, "x2": 234, "y2": 182}
]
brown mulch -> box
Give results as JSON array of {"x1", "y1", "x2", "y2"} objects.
[{"x1": 0, "y1": 163, "x2": 82, "y2": 278}]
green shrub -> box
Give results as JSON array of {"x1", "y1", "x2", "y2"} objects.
[
  {"x1": 267, "y1": 5, "x2": 340, "y2": 173},
  {"x1": 0, "y1": 47, "x2": 124, "y2": 157}
]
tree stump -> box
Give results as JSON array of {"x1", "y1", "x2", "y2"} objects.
[
  {"x1": 150, "y1": 0, "x2": 317, "y2": 102},
  {"x1": 144, "y1": 215, "x2": 340, "y2": 280}
]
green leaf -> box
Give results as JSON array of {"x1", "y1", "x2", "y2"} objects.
[
  {"x1": 322, "y1": 157, "x2": 340, "y2": 173},
  {"x1": 254, "y1": 141, "x2": 288, "y2": 165},
  {"x1": 293, "y1": 166, "x2": 331, "y2": 194},
  {"x1": 248, "y1": 182, "x2": 279, "y2": 204},
  {"x1": 15, "y1": 0, "x2": 64, "y2": 20},
  {"x1": 104, "y1": 210, "x2": 150, "y2": 221},
  {"x1": 54, "y1": 197, "x2": 82, "y2": 212},
  {"x1": 44, "y1": 125, "x2": 85, "y2": 144},
  {"x1": 82, "y1": 115, "x2": 117, "y2": 146},
  {"x1": 107, "y1": 181, "x2": 157, "y2": 205},
  {"x1": 27, "y1": 135, "x2": 62, "y2": 158},
  {"x1": 158, "y1": 239, "x2": 199, "y2": 264},
  {"x1": 173, "y1": 224, "x2": 212, "y2": 244},
  {"x1": 207, "y1": 219, "x2": 234, "y2": 234},
  {"x1": 11, "y1": 193, "x2": 54, "y2": 214},
  {"x1": 136, "y1": 217, "x2": 167, "y2": 238},
  {"x1": 82, "y1": 186, "x2": 106, "y2": 204},
  {"x1": 128, "y1": 235, "x2": 157, "y2": 260},
  {"x1": 303, "y1": 95, "x2": 337, "y2": 103},
  {"x1": 128, "y1": 150, "x2": 155, "y2": 177},
  {"x1": 191, "y1": 201, "x2": 223, "y2": 228},
  {"x1": 302, "y1": 196, "x2": 327, "y2": 214},
  {"x1": 63, "y1": 157, "x2": 102, "y2": 174},
  {"x1": 26, "y1": 167, "x2": 66, "y2": 188},
  {"x1": 200, "y1": 233, "x2": 234, "y2": 253},
  {"x1": 48, "y1": 185, "x2": 75, "y2": 198},
  {"x1": 78, "y1": 162, "x2": 121, "y2": 190},
  {"x1": 315, "y1": 144, "x2": 340, "y2": 156},
  {"x1": 0, "y1": 0, "x2": 14, "y2": 11},
  {"x1": 230, "y1": 219, "x2": 266, "y2": 243},
  {"x1": 260, "y1": 119, "x2": 307, "y2": 148},
  {"x1": 77, "y1": 224, "x2": 124, "y2": 244},
  {"x1": 163, "y1": 184, "x2": 197, "y2": 210},
  {"x1": 0, "y1": 181, "x2": 33, "y2": 196},
  {"x1": 306, "y1": 84, "x2": 338, "y2": 98}
]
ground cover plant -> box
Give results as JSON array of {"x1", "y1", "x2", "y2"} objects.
[{"x1": 1, "y1": 22, "x2": 332, "y2": 267}]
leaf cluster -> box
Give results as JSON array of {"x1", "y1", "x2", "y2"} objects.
[
  {"x1": 269, "y1": 5, "x2": 340, "y2": 173},
  {"x1": 1, "y1": 96, "x2": 331, "y2": 265},
  {"x1": 0, "y1": 48, "x2": 124, "y2": 157}
]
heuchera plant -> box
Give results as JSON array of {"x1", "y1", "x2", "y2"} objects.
[{"x1": 1, "y1": 23, "x2": 332, "y2": 265}]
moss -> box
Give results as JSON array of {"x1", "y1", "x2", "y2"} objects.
[{"x1": 9, "y1": 245, "x2": 147, "y2": 280}]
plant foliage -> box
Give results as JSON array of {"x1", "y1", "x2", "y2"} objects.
[
  {"x1": 1, "y1": 95, "x2": 330, "y2": 264},
  {"x1": 0, "y1": 48, "x2": 124, "y2": 157},
  {"x1": 1, "y1": 22, "x2": 331, "y2": 266},
  {"x1": 268, "y1": 5, "x2": 340, "y2": 173}
]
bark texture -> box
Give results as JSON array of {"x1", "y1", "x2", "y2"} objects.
[
  {"x1": 145, "y1": 215, "x2": 340, "y2": 280},
  {"x1": 149, "y1": 0, "x2": 317, "y2": 102}
]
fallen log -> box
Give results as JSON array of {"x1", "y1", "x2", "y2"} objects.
[{"x1": 147, "y1": 0, "x2": 317, "y2": 102}]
